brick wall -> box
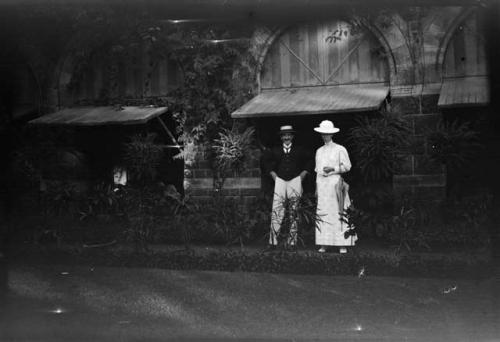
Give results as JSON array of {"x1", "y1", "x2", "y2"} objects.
[
  {"x1": 184, "y1": 145, "x2": 262, "y2": 203},
  {"x1": 391, "y1": 95, "x2": 446, "y2": 202}
]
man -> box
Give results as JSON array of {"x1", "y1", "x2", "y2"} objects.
[{"x1": 263, "y1": 125, "x2": 313, "y2": 249}]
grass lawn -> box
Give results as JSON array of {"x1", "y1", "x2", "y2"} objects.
[{"x1": 1, "y1": 264, "x2": 499, "y2": 341}]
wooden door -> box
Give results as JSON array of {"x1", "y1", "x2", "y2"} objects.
[{"x1": 260, "y1": 20, "x2": 389, "y2": 89}]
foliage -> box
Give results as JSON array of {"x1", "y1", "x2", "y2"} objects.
[
  {"x1": 79, "y1": 183, "x2": 125, "y2": 222},
  {"x1": 78, "y1": 181, "x2": 192, "y2": 249},
  {"x1": 273, "y1": 193, "x2": 323, "y2": 248},
  {"x1": 41, "y1": 182, "x2": 81, "y2": 217},
  {"x1": 120, "y1": 132, "x2": 170, "y2": 251},
  {"x1": 348, "y1": 113, "x2": 411, "y2": 182},
  {"x1": 36, "y1": 181, "x2": 82, "y2": 247},
  {"x1": 11, "y1": 128, "x2": 85, "y2": 184},
  {"x1": 342, "y1": 200, "x2": 430, "y2": 253},
  {"x1": 386, "y1": 205, "x2": 430, "y2": 253},
  {"x1": 160, "y1": 185, "x2": 197, "y2": 246},
  {"x1": 341, "y1": 205, "x2": 382, "y2": 239},
  {"x1": 344, "y1": 191, "x2": 493, "y2": 251},
  {"x1": 431, "y1": 194, "x2": 492, "y2": 248},
  {"x1": 69, "y1": 11, "x2": 256, "y2": 165},
  {"x1": 200, "y1": 197, "x2": 253, "y2": 246},
  {"x1": 171, "y1": 195, "x2": 266, "y2": 247},
  {"x1": 120, "y1": 184, "x2": 169, "y2": 252},
  {"x1": 425, "y1": 119, "x2": 481, "y2": 170},
  {"x1": 212, "y1": 127, "x2": 255, "y2": 189},
  {"x1": 34, "y1": 243, "x2": 492, "y2": 279},
  {"x1": 349, "y1": 183, "x2": 394, "y2": 221},
  {"x1": 123, "y1": 133, "x2": 164, "y2": 182}
]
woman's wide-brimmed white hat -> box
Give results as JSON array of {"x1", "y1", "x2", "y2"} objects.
[{"x1": 314, "y1": 120, "x2": 340, "y2": 134}]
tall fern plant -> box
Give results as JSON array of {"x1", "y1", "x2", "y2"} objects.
[{"x1": 348, "y1": 113, "x2": 411, "y2": 183}]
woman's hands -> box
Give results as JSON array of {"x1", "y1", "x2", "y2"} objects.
[{"x1": 322, "y1": 164, "x2": 344, "y2": 176}]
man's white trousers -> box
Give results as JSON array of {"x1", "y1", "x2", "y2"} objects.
[{"x1": 269, "y1": 176, "x2": 303, "y2": 246}]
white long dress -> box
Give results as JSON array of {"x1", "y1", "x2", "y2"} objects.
[{"x1": 315, "y1": 141, "x2": 357, "y2": 246}]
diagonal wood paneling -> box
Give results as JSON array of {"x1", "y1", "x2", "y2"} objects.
[
  {"x1": 67, "y1": 43, "x2": 182, "y2": 105},
  {"x1": 261, "y1": 19, "x2": 389, "y2": 89}
]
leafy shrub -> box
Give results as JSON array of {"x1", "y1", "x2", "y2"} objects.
[
  {"x1": 123, "y1": 133, "x2": 164, "y2": 182},
  {"x1": 348, "y1": 183, "x2": 395, "y2": 237},
  {"x1": 348, "y1": 113, "x2": 411, "y2": 182},
  {"x1": 386, "y1": 205, "x2": 431, "y2": 253},
  {"x1": 35, "y1": 181, "x2": 83, "y2": 246},
  {"x1": 36, "y1": 244, "x2": 492, "y2": 279},
  {"x1": 275, "y1": 193, "x2": 322, "y2": 248},
  {"x1": 41, "y1": 181, "x2": 81, "y2": 217},
  {"x1": 342, "y1": 202, "x2": 430, "y2": 252},
  {"x1": 120, "y1": 184, "x2": 168, "y2": 251},
  {"x1": 79, "y1": 182, "x2": 125, "y2": 222},
  {"x1": 341, "y1": 205, "x2": 388, "y2": 240},
  {"x1": 212, "y1": 127, "x2": 254, "y2": 172},
  {"x1": 173, "y1": 194, "x2": 266, "y2": 247},
  {"x1": 430, "y1": 194, "x2": 492, "y2": 248},
  {"x1": 425, "y1": 119, "x2": 481, "y2": 170}
]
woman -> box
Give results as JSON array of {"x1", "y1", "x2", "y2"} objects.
[{"x1": 314, "y1": 120, "x2": 357, "y2": 253}]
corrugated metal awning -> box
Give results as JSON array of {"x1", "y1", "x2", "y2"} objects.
[
  {"x1": 29, "y1": 106, "x2": 168, "y2": 126},
  {"x1": 438, "y1": 76, "x2": 490, "y2": 108},
  {"x1": 231, "y1": 84, "x2": 389, "y2": 118}
]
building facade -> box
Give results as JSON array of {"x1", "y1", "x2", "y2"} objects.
[{"x1": 1, "y1": 4, "x2": 491, "y2": 203}]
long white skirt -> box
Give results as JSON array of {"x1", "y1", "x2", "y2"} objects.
[{"x1": 315, "y1": 174, "x2": 357, "y2": 246}]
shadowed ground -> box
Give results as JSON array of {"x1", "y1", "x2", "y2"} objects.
[{"x1": 0, "y1": 264, "x2": 499, "y2": 341}]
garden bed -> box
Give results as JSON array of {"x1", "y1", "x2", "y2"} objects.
[{"x1": 6, "y1": 241, "x2": 493, "y2": 280}]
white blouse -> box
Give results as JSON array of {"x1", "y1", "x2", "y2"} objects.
[{"x1": 315, "y1": 142, "x2": 351, "y2": 177}]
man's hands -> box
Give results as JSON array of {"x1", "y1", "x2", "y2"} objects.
[
  {"x1": 270, "y1": 171, "x2": 277, "y2": 181},
  {"x1": 299, "y1": 171, "x2": 308, "y2": 181},
  {"x1": 270, "y1": 171, "x2": 308, "y2": 181}
]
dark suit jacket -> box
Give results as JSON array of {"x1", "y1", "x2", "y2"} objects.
[{"x1": 262, "y1": 145, "x2": 313, "y2": 181}]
